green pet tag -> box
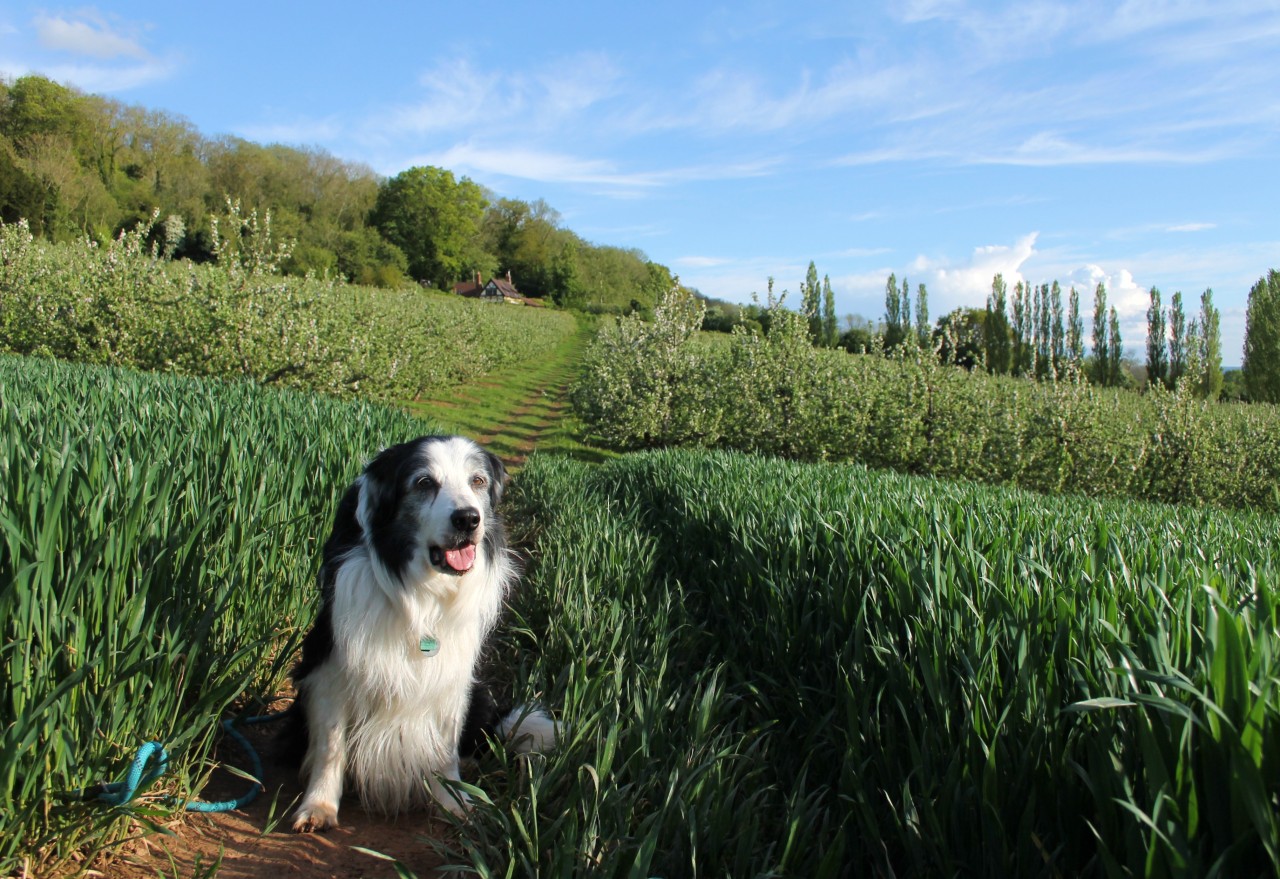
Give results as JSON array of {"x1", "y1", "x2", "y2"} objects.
[{"x1": 419, "y1": 636, "x2": 439, "y2": 657}]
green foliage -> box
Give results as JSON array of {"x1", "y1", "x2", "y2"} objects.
[
  {"x1": 370, "y1": 165, "x2": 489, "y2": 287},
  {"x1": 573, "y1": 286, "x2": 1280, "y2": 511},
  {"x1": 0, "y1": 143, "x2": 56, "y2": 235},
  {"x1": 1147, "y1": 286, "x2": 1168, "y2": 388},
  {"x1": 1168, "y1": 290, "x2": 1187, "y2": 389},
  {"x1": 985, "y1": 273, "x2": 1012, "y2": 375},
  {"x1": 1243, "y1": 269, "x2": 1280, "y2": 404},
  {"x1": 935, "y1": 307, "x2": 986, "y2": 369},
  {"x1": 915, "y1": 281, "x2": 930, "y2": 348},
  {"x1": 569, "y1": 285, "x2": 722, "y2": 448},
  {"x1": 0, "y1": 216, "x2": 578, "y2": 400},
  {"x1": 1194, "y1": 288, "x2": 1224, "y2": 400},
  {"x1": 822, "y1": 276, "x2": 837, "y2": 347},
  {"x1": 1067, "y1": 284, "x2": 1085, "y2": 370},
  {"x1": 447, "y1": 448, "x2": 1280, "y2": 877},
  {"x1": 802, "y1": 260, "x2": 821, "y2": 342},
  {"x1": 0, "y1": 355, "x2": 436, "y2": 875}
]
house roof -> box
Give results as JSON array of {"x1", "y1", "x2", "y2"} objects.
[{"x1": 490, "y1": 278, "x2": 520, "y2": 298}]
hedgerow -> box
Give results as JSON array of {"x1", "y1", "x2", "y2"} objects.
[
  {"x1": 571, "y1": 286, "x2": 1280, "y2": 511},
  {"x1": 0, "y1": 215, "x2": 577, "y2": 401}
]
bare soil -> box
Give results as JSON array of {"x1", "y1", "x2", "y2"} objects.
[{"x1": 98, "y1": 703, "x2": 451, "y2": 879}]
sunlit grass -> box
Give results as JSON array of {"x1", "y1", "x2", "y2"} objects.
[{"x1": 410, "y1": 321, "x2": 615, "y2": 468}]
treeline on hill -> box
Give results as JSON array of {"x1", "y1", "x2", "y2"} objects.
[
  {"x1": 572, "y1": 286, "x2": 1280, "y2": 511},
  {"x1": 0, "y1": 74, "x2": 670, "y2": 311}
]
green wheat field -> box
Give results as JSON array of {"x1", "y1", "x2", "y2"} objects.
[{"x1": 3, "y1": 353, "x2": 1278, "y2": 877}]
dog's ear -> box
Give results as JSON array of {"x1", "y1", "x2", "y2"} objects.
[{"x1": 483, "y1": 450, "x2": 508, "y2": 507}]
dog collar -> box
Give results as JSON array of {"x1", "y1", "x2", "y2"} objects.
[{"x1": 419, "y1": 636, "x2": 439, "y2": 657}]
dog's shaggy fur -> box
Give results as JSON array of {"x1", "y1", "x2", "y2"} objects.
[{"x1": 285, "y1": 435, "x2": 555, "y2": 832}]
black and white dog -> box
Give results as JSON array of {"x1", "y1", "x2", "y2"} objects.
[{"x1": 286, "y1": 435, "x2": 555, "y2": 833}]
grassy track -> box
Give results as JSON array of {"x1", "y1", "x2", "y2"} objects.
[{"x1": 408, "y1": 318, "x2": 611, "y2": 468}]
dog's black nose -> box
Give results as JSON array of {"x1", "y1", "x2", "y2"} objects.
[{"x1": 451, "y1": 508, "x2": 480, "y2": 533}]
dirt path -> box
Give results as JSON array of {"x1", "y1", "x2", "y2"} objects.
[{"x1": 101, "y1": 707, "x2": 453, "y2": 879}]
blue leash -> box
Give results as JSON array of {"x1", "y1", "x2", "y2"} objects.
[{"x1": 75, "y1": 710, "x2": 288, "y2": 813}]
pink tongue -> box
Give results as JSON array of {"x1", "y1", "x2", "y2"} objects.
[{"x1": 444, "y1": 544, "x2": 476, "y2": 572}]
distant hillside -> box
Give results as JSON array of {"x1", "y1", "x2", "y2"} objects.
[{"x1": 0, "y1": 73, "x2": 670, "y2": 313}]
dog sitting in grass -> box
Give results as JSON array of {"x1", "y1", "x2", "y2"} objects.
[{"x1": 283, "y1": 435, "x2": 555, "y2": 832}]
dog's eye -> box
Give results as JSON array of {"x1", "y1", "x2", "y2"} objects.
[
  {"x1": 415, "y1": 475, "x2": 437, "y2": 491},
  {"x1": 471, "y1": 475, "x2": 487, "y2": 489}
]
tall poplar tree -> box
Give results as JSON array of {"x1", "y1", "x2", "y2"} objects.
[
  {"x1": 900, "y1": 276, "x2": 912, "y2": 344},
  {"x1": 821, "y1": 275, "x2": 837, "y2": 347},
  {"x1": 1198, "y1": 288, "x2": 1224, "y2": 400},
  {"x1": 1012, "y1": 281, "x2": 1032, "y2": 377},
  {"x1": 1108, "y1": 306, "x2": 1124, "y2": 387},
  {"x1": 1050, "y1": 281, "x2": 1065, "y2": 378},
  {"x1": 1242, "y1": 269, "x2": 1280, "y2": 403},
  {"x1": 1145, "y1": 287, "x2": 1168, "y2": 388},
  {"x1": 985, "y1": 273, "x2": 1011, "y2": 375},
  {"x1": 915, "y1": 282, "x2": 930, "y2": 350},
  {"x1": 1091, "y1": 282, "x2": 1109, "y2": 385},
  {"x1": 884, "y1": 272, "x2": 903, "y2": 351},
  {"x1": 803, "y1": 261, "x2": 821, "y2": 343},
  {"x1": 1034, "y1": 283, "x2": 1052, "y2": 380},
  {"x1": 1066, "y1": 286, "x2": 1085, "y2": 372},
  {"x1": 1167, "y1": 291, "x2": 1186, "y2": 390}
]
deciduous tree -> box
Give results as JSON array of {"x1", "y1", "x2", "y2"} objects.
[
  {"x1": 1066, "y1": 286, "x2": 1085, "y2": 373},
  {"x1": 1242, "y1": 269, "x2": 1280, "y2": 403},
  {"x1": 1196, "y1": 288, "x2": 1223, "y2": 400},
  {"x1": 821, "y1": 275, "x2": 837, "y2": 347},
  {"x1": 1108, "y1": 306, "x2": 1124, "y2": 387},
  {"x1": 1145, "y1": 287, "x2": 1167, "y2": 388},
  {"x1": 369, "y1": 165, "x2": 489, "y2": 287},
  {"x1": 1167, "y1": 291, "x2": 1186, "y2": 390},
  {"x1": 985, "y1": 273, "x2": 1011, "y2": 375}
]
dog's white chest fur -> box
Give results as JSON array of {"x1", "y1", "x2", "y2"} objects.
[
  {"x1": 310, "y1": 549, "x2": 502, "y2": 813},
  {"x1": 290, "y1": 435, "x2": 553, "y2": 833}
]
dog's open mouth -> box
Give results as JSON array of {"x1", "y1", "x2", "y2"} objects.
[{"x1": 429, "y1": 543, "x2": 477, "y2": 574}]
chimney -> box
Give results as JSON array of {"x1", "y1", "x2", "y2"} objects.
[
  {"x1": 476, "y1": 271, "x2": 482, "y2": 286},
  {"x1": 506, "y1": 270, "x2": 513, "y2": 284}
]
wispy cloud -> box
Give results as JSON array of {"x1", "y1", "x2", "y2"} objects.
[
  {"x1": 676, "y1": 256, "x2": 732, "y2": 268},
  {"x1": 34, "y1": 12, "x2": 147, "y2": 60},
  {"x1": 236, "y1": 117, "x2": 343, "y2": 146},
  {"x1": 411, "y1": 143, "x2": 648, "y2": 188},
  {"x1": 385, "y1": 53, "x2": 621, "y2": 137},
  {"x1": 8, "y1": 9, "x2": 177, "y2": 92},
  {"x1": 33, "y1": 59, "x2": 176, "y2": 92}
]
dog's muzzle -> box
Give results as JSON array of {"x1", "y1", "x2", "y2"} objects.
[{"x1": 429, "y1": 508, "x2": 481, "y2": 574}]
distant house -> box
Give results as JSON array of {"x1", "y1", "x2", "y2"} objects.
[{"x1": 452, "y1": 270, "x2": 530, "y2": 305}]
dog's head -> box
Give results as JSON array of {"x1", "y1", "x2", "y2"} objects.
[{"x1": 354, "y1": 435, "x2": 508, "y2": 581}]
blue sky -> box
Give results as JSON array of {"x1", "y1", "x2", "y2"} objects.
[{"x1": 3, "y1": 2, "x2": 1278, "y2": 366}]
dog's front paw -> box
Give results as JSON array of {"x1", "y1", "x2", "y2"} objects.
[
  {"x1": 436, "y1": 786, "x2": 473, "y2": 816},
  {"x1": 292, "y1": 800, "x2": 340, "y2": 833}
]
